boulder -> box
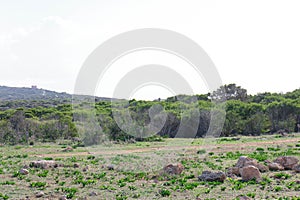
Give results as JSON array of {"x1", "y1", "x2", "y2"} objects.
[
  {"x1": 19, "y1": 168, "x2": 29, "y2": 175},
  {"x1": 274, "y1": 156, "x2": 299, "y2": 170},
  {"x1": 239, "y1": 165, "x2": 262, "y2": 181},
  {"x1": 236, "y1": 156, "x2": 268, "y2": 172},
  {"x1": 163, "y1": 163, "x2": 184, "y2": 175},
  {"x1": 268, "y1": 162, "x2": 284, "y2": 171},
  {"x1": 198, "y1": 171, "x2": 226, "y2": 182}
]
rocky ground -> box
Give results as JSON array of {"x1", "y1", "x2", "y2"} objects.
[{"x1": 0, "y1": 134, "x2": 300, "y2": 199}]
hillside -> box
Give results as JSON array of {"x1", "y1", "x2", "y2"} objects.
[
  {"x1": 0, "y1": 86, "x2": 113, "y2": 110},
  {"x1": 0, "y1": 86, "x2": 71, "y2": 101}
]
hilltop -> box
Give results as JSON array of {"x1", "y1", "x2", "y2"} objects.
[
  {"x1": 0, "y1": 86, "x2": 71, "y2": 101},
  {"x1": 0, "y1": 86, "x2": 114, "y2": 109}
]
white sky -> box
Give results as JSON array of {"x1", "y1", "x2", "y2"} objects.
[{"x1": 0, "y1": 0, "x2": 300, "y2": 100}]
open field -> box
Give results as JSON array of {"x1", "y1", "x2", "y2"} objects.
[{"x1": 1, "y1": 134, "x2": 300, "y2": 200}]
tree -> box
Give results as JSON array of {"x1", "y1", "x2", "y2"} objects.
[
  {"x1": 9, "y1": 110, "x2": 27, "y2": 143},
  {"x1": 211, "y1": 84, "x2": 247, "y2": 101},
  {"x1": 243, "y1": 112, "x2": 269, "y2": 135},
  {"x1": 266, "y1": 99, "x2": 299, "y2": 132}
]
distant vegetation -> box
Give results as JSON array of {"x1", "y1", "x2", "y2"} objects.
[
  {"x1": 0, "y1": 85, "x2": 71, "y2": 101},
  {"x1": 0, "y1": 84, "x2": 299, "y2": 145}
]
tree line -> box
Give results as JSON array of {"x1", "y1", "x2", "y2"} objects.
[{"x1": 0, "y1": 84, "x2": 299, "y2": 145}]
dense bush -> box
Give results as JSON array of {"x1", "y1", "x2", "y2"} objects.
[{"x1": 0, "y1": 84, "x2": 299, "y2": 145}]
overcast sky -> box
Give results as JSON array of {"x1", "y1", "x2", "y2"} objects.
[{"x1": 0, "y1": 0, "x2": 299, "y2": 100}]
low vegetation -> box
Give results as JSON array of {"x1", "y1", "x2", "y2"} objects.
[{"x1": 0, "y1": 135, "x2": 299, "y2": 199}]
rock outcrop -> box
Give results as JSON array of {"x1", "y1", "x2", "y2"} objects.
[
  {"x1": 198, "y1": 171, "x2": 226, "y2": 182},
  {"x1": 267, "y1": 162, "x2": 284, "y2": 171},
  {"x1": 236, "y1": 156, "x2": 268, "y2": 172},
  {"x1": 273, "y1": 156, "x2": 299, "y2": 170},
  {"x1": 239, "y1": 165, "x2": 262, "y2": 181}
]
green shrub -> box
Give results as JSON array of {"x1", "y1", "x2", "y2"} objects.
[
  {"x1": 274, "y1": 172, "x2": 291, "y2": 179},
  {"x1": 30, "y1": 181, "x2": 47, "y2": 189},
  {"x1": 159, "y1": 189, "x2": 171, "y2": 197}
]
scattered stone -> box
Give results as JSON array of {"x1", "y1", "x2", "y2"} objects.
[
  {"x1": 293, "y1": 164, "x2": 300, "y2": 173},
  {"x1": 107, "y1": 164, "x2": 115, "y2": 171},
  {"x1": 274, "y1": 156, "x2": 299, "y2": 170},
  {"x1": 237, "y1": 196, "x2": 251, "y2": 200},
  {"x1": 198, "y1": 171, "x2": 226, "y2": 182},
  {"x1": 22, "y1": 164, "x2": 29, "y2": 169},
  {"x1": 239, "y1": 165, "x2": 262, "y2": 182},
  {"x1": 235, "y1": 156, "x2": 268, "y2": 172},
  {"x1": 59, "y1": 195, "x2": 67, "y2": 200},
  {"x1": 62, "y1": 146, "x2": 73, "y2": 152},
  {"x1": 73, "y1": 163, "x2": 80, "y2": 168},
  {"x1": 89, "y1": 191, "x2": 97, "y2": 196},
  {"x1": 83, "y1": 166, "x2": 89, "y2": 172},
  {"x1": 36, "y1": 191, "x2": 44, "y2": 198},
  {"x1": 163, "y1": 163, "x2": 184, "y2": 175},
  {"x1": 30, "y1": 160, "x2": 58, "y2": 169},
  {"x1": 19, "y1": 168, "x2": 29, "y2": 175},
  {"x1": 268, "y1": 162, "x2": 284, "y2": 171}
]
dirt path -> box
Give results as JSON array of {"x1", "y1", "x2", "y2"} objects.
[{"x1": 33, "y1": 137, "x2": 300, "y2": 158}]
